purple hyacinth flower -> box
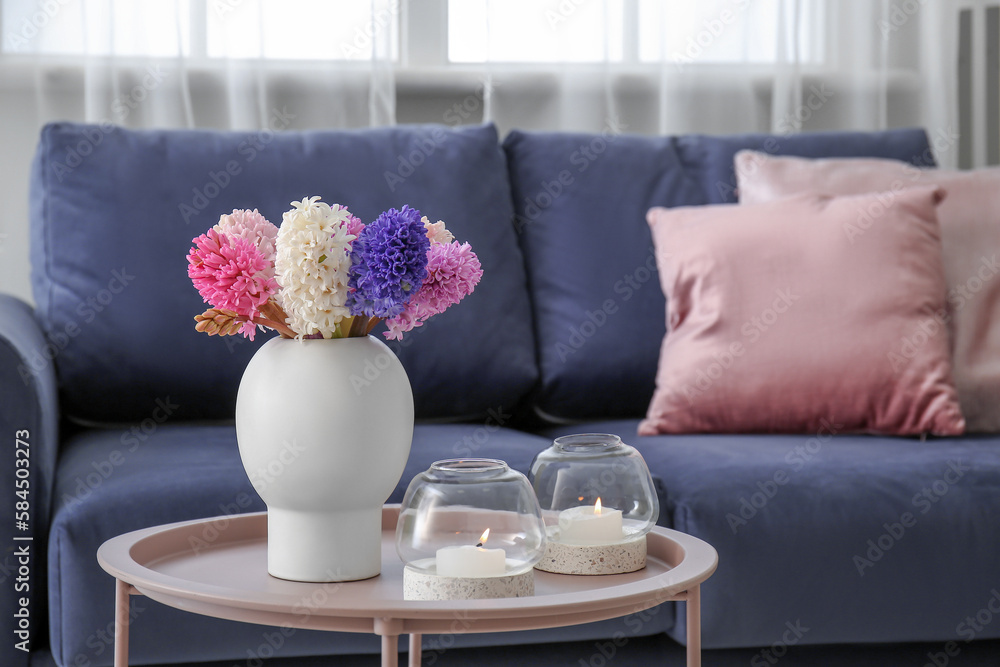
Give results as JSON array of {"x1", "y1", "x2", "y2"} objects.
[{"x1": 347, "y1": 205, "x2": 431, "y2": 319}]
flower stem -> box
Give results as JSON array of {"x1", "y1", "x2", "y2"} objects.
[
  {"x1": 334, "y1": 317, "x2": 350, "y2": 339},
  {"x1": 365, "y1": 316, "x2": 382, "y2": 335},
  {"x1": 348, "y1": 315, "x2": 368, "y2": 337},
  {"x1": 258, "y1": 300, "x2": 297, "y2": 338},
  {"x1": 253, "y1": 316, "x2": 297, "y2": 338}
]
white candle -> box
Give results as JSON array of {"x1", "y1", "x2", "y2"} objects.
[
  {"x1": 557, "y1": 499, "x2": 624, "y2": 545},
  {"x1": 435, "y1": 529, "x2": 506, "y2": 577}
]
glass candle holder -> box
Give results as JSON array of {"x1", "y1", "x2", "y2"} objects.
[
  {"x1": 396, "y1": 458, "x2": 547, "y2": 599},
  {"x1": 529, "y1": 433, "x2": 659, "y2": 575}
]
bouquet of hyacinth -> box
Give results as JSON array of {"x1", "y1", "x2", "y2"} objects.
[{"x1": 187, "y1": 197, "x2": 483, "y2": 341}]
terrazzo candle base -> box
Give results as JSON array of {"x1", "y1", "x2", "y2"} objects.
[
  {"x1": 403, "y1": 565, "x2": 535, "y2": 600},
  {"x1": 535, "y1": 536, "x2": 646, "y2": 575}
]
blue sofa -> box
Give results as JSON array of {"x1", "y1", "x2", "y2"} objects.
[{"x1": 4, "y1": 121, "x2": 1000, "y2": 667}]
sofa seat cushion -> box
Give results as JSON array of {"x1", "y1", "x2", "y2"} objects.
[
  {"x1": 544, "y1": 420, "x2": 1000, "y2": 649},
  {"x1": 503, "y1": 128, "x2": 934, "y2": 421},
  {"x1": 31, "y1": 122, "x2": 536, "y2": 424},
  {"x1": 47, "y1": 423, "x2": 671, "y2": 667}
]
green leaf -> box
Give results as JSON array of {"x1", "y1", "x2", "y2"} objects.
[{"x1": 318, "y1": 254, "x2": 327, "y2": 263}]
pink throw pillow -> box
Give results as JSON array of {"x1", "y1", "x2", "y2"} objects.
[
  {"x1": 735, "y1": 151, "x2": 1000, "y2": 432},
  {"x1": 639, "y1": 187, "x2": 965, "y2": 436}
]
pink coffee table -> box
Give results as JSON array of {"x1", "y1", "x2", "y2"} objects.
[{"x1": 97, "y1": 505, "x2": 717, "y2": 667}]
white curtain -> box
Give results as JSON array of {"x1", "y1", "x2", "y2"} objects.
[
  {"x1": 7, "y1": 0, "x2": 397, "y2": 130},
  {"x1": 0, "y1": 0, "x2": 397, "y2": 301},
  {"x1": 0, "y1": 0, "x2": 967, "y2": 303},
  {"x1": 478, "y1": 0, "x2": 956, "y2": 167}
]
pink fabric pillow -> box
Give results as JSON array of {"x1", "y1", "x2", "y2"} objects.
[
  {"x1": 639, "y1": 187, "x2": 965, "y2": 436},
  {"x1": 735, "y1": 151, "x2": 1000, "y2": 432}
]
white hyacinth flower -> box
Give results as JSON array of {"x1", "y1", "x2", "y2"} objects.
[{"x1": 274, "y1": 196, "x2": 357, "y2": 338}]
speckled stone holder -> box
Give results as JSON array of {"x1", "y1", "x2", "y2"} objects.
[
  {"x1": 535, "y1": 536, "x2": 647, "y2": 575},
  {"x1": 403, "y1": 565, "x2": 535, "y2": 600}
]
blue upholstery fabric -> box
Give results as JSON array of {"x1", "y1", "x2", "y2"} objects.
[
  {"x1": 502, "y1": 131, "x2": 704, "y2": 420},
  {"x1": 0, "y1": 295, "x2": 60, "y2": 667},
  {"x1": 675, "y1": 127, "x2": 937, "y2": 204},
  {"x1": 47, "y1": 423, "x2": 671, "y2": 667},
  {"x1": 544, "y1": 420, "x2": 1000, "y2": 649},
  {"x1": 503, "y1": 128, "x2": 935, "y2": 421},
  {"x1": 30, "y1": 123, "x2": 536, "y2": 424}
]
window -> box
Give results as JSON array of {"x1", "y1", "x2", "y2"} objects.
[
  {"x1": 2, "y1": 0, "x2": 819, "y2": 65},
  {"x1": 3, "y1": 0, "x2": 188, "y2": 57},
  {"x1": 206, "y1": 0, "x2": 398, "y2": 61},
  {"x1": 1, "y1": 0, "x2": 398, "y2": 60},
  {"x1": 448, "y1": 0, "x2": 623, "y2": 63},
  {"x1": 447, "y1": 0, "x2": 823, "y2": 65},
  {"x1": 637, "y1": 0, "x2": 822, "y2": 64}
]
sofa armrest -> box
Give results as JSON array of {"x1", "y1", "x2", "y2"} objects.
[{"x1": 0, "y1": 294, "x2": 59, "y2": 665}]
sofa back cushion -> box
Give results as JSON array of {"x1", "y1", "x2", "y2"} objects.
[
  {"x1": 31, "y1": 122, "x2": 536, "y2": 423},
  {"x1": 502, "y1": 128, "x2": 934, "y2": 421}
]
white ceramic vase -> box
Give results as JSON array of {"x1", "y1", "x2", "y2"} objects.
[{"x1": 236, "y1": 335, "x2": 414, "y2": 582}]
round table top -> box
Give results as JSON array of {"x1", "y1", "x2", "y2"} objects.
[{"x1": 97, "y1": 505, "x2": 718, "y2": 635}]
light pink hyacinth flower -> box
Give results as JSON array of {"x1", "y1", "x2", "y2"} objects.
[
  {"x1": 214, "y1": 208, "x2": 279, "y2": 265},
  {"x1": 343, "y1": 210, "x2": 366, "y2": 239}
]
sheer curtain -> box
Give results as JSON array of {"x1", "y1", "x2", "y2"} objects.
[
  {"x1": 473, "y1": 0, "x2": 956, "y2": 166},
  {"x1": 0, "y1": 0, "x2": 397, "y2": 301},
  {"x1": 0, "y1": 0, "x2": 965, "y2": 302},
  {"x1": 7, "y1": 0, "x2": 397, "y2": 129}
]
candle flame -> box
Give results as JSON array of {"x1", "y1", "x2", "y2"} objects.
[
  {"x1": 595, "y1": 498, "x2": 603, "y2": 515},
  {"x1": 478, "y1": 528, "x2": 490, "y2": 546}
]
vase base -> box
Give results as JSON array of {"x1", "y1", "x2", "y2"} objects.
[
  {"x1": 267, "y1": 570, "x2": 381, "y2": 583},
  {"x1": 266, "y1": 506, "x2": 383, "y2": 582}
]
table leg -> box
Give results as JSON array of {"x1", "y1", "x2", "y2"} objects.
[
  {"x1": 381, "y1": 634, "x2": 398, "y2": 667},
  {"x1": 686, "y1": 585, "x2": 701, "y2": 667},
  {"x1": 375, "y1": 618, "x2": 403, "y2": 667},
  {"x1": 408, "y1": 633, "x2": 422, "y2": 666},
  {"x1": 114, "y1": 579, "x2": 130, "y2": 667}
]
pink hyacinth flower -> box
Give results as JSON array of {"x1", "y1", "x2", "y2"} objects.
[
  {"x1": 187, "y1": 229, "x2": 278, "y2": 340},
  {"x1": 383, "y1": 241, "x2": 483, "y2": 340}
]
